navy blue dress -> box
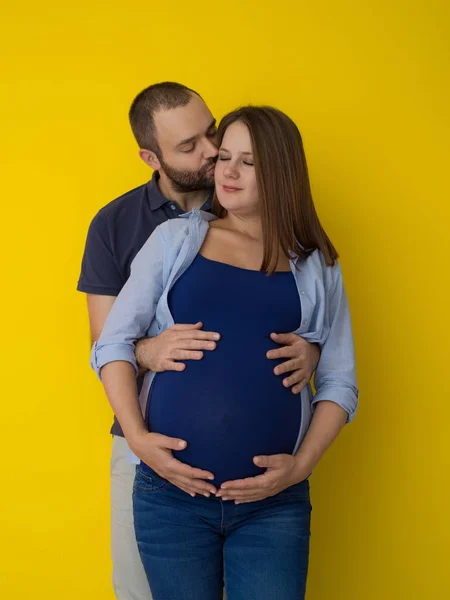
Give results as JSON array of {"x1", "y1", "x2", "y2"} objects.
[{"x1": 146, "y1": 254, "x2": 302, "y2": 486}]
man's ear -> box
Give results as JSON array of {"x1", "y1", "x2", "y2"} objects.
[{"x1": 139, "y1": 149, "x2": 161, "y2": 170}]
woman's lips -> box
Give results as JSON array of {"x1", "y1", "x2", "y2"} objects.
[{"x1": 222, "y1": 185, "x2": 242, "y2": 192}]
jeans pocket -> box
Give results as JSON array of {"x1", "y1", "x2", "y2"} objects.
[
  {"x1": 133, "y1": 466, "x2": 170, "y2": 493},
  {"x1": 281, "y1": 478, "x2": 311, "y2": 502}
]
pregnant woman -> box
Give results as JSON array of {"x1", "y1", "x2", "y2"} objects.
[{"x1": 92, "y1": 106, "x2": 358, "y2": 600}]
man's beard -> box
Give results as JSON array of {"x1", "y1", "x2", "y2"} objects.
[{"x1": 159, "y1": 156, "x2": 215, "y2": 193}]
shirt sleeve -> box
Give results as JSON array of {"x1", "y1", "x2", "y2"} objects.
[
  {"x1": 312, "y1": 266, "x2": 359, "y2": 423},
  {"x1": 90, "y1": 226, "x2": 164, "y2": 378},
  {"x1": 77, "y1": 211, "x2": 124, "y2": 296}
]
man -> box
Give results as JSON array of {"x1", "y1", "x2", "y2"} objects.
[{"x1": 78, "y1": 82, "x2": 320, "y2": 600}]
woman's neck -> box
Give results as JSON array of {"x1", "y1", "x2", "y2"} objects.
[{"x1": 219, "y1": 212, "x2": 263, "y2": 242}]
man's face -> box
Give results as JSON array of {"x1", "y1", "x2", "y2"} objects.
[{"x1": 153, "y1": 94, "x2": 219, "y2": 192}]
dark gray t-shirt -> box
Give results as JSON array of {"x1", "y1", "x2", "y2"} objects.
[{"x1": 77, "y1": 172, "x2": 212, "y2": 436}]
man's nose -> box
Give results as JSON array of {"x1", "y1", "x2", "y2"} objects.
[{"x1": 203, "y1": 137, "x2": 219, "y2": 159}]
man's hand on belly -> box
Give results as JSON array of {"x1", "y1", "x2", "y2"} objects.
[
  {"x1": 130, "y1": 431, "x2": 218, "y2": 498},
  {"x1": 267, "y1": 333, "x2": 320, "y2": 394},
  {"x1": 136, "y1": 322, "x2": 220, "y2": 373},
  {"x1": 216, "y1": 453, "x2": 311, "y2": 504}
]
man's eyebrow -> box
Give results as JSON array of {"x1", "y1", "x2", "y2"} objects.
[
  {"x1": 176, "y1": 119, "x2": 217, "y2": 149},
  {"x1": 176, "y1": 134, "x2": 197, "y2": 148},
  {"x1": 219, "y1": 147, "x2": 253, "y2": 156}
]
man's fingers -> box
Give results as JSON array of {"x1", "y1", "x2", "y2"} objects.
[
  {"x1": 175, "y1": 483, "x2": 196, "y2": 497},
  {"x1": 167, "y1": 459, "x2": 215, "y2": 482},
  {"x1": 168, "y1": 323, "x2": 221, "y2": 341},
  {"x1": 219, "y1": 474, "x2": 269, "y2": 493},
  {"x1": 219, "y1": 485, "x2": 265, "y2": 498},
  {"x1": 273, "y1": 358, "x2": 301, "y2": 376},
  {"x1": 177, "y1": 330, "x2": 221, "y2": 342},
  {"x1": 171, "y1": 350, "x2": 203, "y2": 361},
  {"x1": 170, "y1": 322, "x2": 204, "y2": 331},
  {"x1": 175, "y1": 476, "x2": 217, "y2": 496},
  {"x1": 266, "y1": 346, "x2": 297, "y2": 360},
  {"x1": 270, "y1": 332, "x2": 298, "y2": 345},
  {"x1": 254, "y1": 454, "x2": 286, "y2": 469},
  {"x1": 162, "y1": 360, "x2": 186, "y2": 372},
  {"x1": 291, "y1": 379, "x2": 307, "y2": 394},
  {"x1": 282, "y1": 372, "x2": 310, "y2": 390},
  {"x1": 154, "y1": 433, "x2": 188, "y2": 451},
  {"x1": 178, "y1": 339, "x2": 217, "y2": 351}
]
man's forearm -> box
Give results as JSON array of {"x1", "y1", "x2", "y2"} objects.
[
  {"x1": 294, "y1": 400, "x2": 348, "y2": 474},
  {"x1": 101, "y1": 361, "x2": 148, "y2": 442},
  {"x1": 135, "y1": 337, "x2": 151, "y2": 376}
]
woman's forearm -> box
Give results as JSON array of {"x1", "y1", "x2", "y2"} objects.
[
  {"x1": 101, "y1": 361, "x2": 148, "y2": 443},
  {"x1": 294, "y1": 400, "x2": 348, "y2": 475}
]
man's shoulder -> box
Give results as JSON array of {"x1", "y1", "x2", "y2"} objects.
[{"x1": 96, "y1": 182, "x2": 149, "y2": 222}]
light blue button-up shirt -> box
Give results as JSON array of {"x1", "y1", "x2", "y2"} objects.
[{"x1": 92, "y1": 209, "x2": 358, "y2": 459}]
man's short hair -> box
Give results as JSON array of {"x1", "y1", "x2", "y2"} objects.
[{"x1": 129, "y1": 82, "x2": 200, "y2": 154}]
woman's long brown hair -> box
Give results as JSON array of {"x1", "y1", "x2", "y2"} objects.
[{"x1": 212, "y1": 106, "x2": 338, "y2": 274}]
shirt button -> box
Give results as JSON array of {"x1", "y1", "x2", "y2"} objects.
[
  {"x1": 302, "y1": 320, "x2": 308, "y2": 326},
  {"x1": 300, "y1": 291, "x2": 306, "y2": 295},
  {"x1": 170, "y1": 204, "x2": 176, "y2": 210}
]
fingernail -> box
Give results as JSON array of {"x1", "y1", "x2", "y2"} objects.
[
  {"x1": 216, "y1": 491, "x2": 222, "y2": 497},
  {"x1": 207, "y1": 476, "x2": 214, "y2": 480},
  {"x1": 190, "y1": 493, "x2": 196, "y2": 497},
  {"x1": 203, "y1": 493, "x2": 210, "y2": 498},
  {"x1": 209, "y1": 489, "x2": 216, "y2": 495},
  {"x1": 235, "y1": 501, "x2": 241, "y2": 505},
  {"x1": 179, "y1": 441, "x2": 187, "y2": 448},
  {"x1": 213, "y1": 333, "x2": 220, "y2": 340}
]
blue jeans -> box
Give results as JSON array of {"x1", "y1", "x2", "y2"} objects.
[{"x1": 133, "y1": 465, "x2": 311, "y2": 600}]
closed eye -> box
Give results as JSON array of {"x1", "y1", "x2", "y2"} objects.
[
  {"x1": 181, "y1": 145, "x2": 196, "y2": 153},
  {"x1": 218, "y1": 156, "x2": 253, "y2": 166}
]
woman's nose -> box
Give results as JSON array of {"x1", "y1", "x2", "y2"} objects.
[{"x1": 224, "y1": 163, "x2": 239, "y2": 179}]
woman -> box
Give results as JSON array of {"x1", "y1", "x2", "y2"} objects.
[{"x1": 92, "y1": 106, "x2": 358, "y2": 600}]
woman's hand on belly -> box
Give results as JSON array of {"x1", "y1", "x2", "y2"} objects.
[
  {"x1": 130, "y1": 431, "x2": 218, "y2": 497},
  {"x1": 216, "y1": 452, "x2": 311, "y2": 504}
]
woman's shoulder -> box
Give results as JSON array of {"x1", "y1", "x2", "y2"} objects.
[
  {"x1": 156, "y1": 209, "x2": 218, "y2": 237},
  {"x1": 299, "y1": 249, "x2": 343, "y2": 289},
  {"x1": 155, "y1": 216, "x2": 190, "y2": 238}
]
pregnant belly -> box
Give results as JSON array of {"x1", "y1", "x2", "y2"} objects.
[{"x1": 147, "y1": 342, "x2": 302, "y2": 487}]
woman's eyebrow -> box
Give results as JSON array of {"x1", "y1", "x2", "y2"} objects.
[{"x1": 219, "y1": 147, "x2": 253, "y2": 155}]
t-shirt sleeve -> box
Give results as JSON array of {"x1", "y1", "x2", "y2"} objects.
[{"x1": 77, "y1": 211, "x2": 123, "y2": 296}]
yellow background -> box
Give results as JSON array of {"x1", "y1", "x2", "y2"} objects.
[{"x1": 1, "y1": 1, "x2": 449, "y2": 598}]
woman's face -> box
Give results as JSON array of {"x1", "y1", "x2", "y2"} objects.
[{"x1": 214, "y1": 121, "x2": 259, "y2": 214}]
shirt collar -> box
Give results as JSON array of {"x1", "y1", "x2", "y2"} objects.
[
  {"x1": 146, "y1": 171, "x2": 170, "y2": 211},
  {"x1": 146, "y1": 171, "x2": 214, "y2": 212}
]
